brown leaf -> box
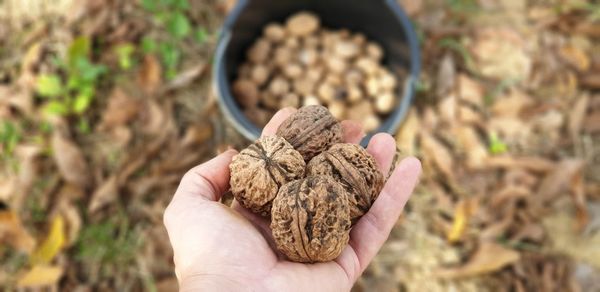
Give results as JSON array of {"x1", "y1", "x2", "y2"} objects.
[
  {"x1": 181, "y1": 122, "x2": 213, "y2": 148},
  {"x1": 437, "y1": 241, "x2": 520, "y2": 278},
  {"x1": 88, "y1": 175, "x2": 118, "y2": 213},
  {"x1": 58, "y1": 200, "x2": 82, "y2": 246},
  {"x1": 163, "y1": 62, "x2": 207, "y2": 92},
  {"x1": 141, "y1": 99, "x2": 169, "y2": 135},
  {"x1": 395, "y1": 109, "x2": 420, "y2": 156},
  {"x1": 51, "y1": 131, "x2": 91, "y2": 189},
  {"x1": 470, "y1": 28, "x2": 531, "y2": 81},
  {"x1": 420, "y1": 131, "x2": 454, "y2": 179},
  {"x1": 581, "y1": 73, "x2": 600, "y2": 90},
  {"x1": 536, "y1": 159, "x2": 583, "y2": 201},
  {"x1": 485, "y1": 156, "x2": 555, "y2": 173},
  {"x1": 583, "y1": 112, "x2": 600, "y2": 133},
  {"x1": 0, "y1": 209, "x2": 35, "y2": 253},
  {"x1": 568, "y1": 94, "x2": 589, "y2": 138},
  {"x1": 438, "y1": 94, "x2": 457, "y2": 123},
  {"x1": 436, "y1": 53, "x2": 456, "y2": 98},
  {"x1": 137, "y1": 54, "x2": 162, "y2": 95},
  {"x1": 559, "y1": 45, "x2": 591, "y2": 72},
  {"x1": 454, "y1": 125, "x2": 487, "y2": 169},
  {"x1": 491, "y1": 90, "x2": 533, "y2": 117},
  {"x1": 13, "y1": 144, "x2": 41, "y2": 210},
  {"x1": 98, "y1": 88, "x2": 141, "y2": 130},
  {"x1": 457, "y1": 74, "x2": 484, "y2": 108}
]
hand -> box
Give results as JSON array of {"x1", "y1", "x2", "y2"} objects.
[{"x1": 164, "y1": 108, "x2": 421, "y2": 291}]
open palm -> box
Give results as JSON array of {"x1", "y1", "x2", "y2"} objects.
[{"x1": 164, "y1": 108, "x2": 421, "y2": 291}]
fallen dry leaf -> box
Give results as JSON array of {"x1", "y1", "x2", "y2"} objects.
[
  {"x1": 395, "y1": 109, "x2": 420, "y2": 156},
  {"x1": 0, "y1": 209, "x2": 35, "y2": 253},
  {"x1": 568, "y1": 94, "x2": 589, "y2": 138},
  {"x1": 30, "y1": 215, "x2": 65, "y2": 265},
  {"x1": 447, "y1": 198, "x2": 478, "y2": 243},
  {"x1": 583, "y1": 112, "x2": 600, "y2": 133},
  {"x1": 137, "y1": 54, "x2": 162, "y2": 96},
  {"x1": 437, "y1": 241, "x2": 520, "y2": 278},
  {"x1": 536, "y1": 159, "x2": 583, "y2": 201},
  {"x1": 559, "y1": 45, "x2": 590, "y2": 72},
  {"x1": 485, "y1": 156, "x2": 555, "y2": 173},
  {"x1": 470, "y1": 28, "x2": 531, "y2": 81},
  {"x1": 88, "y1": 175, "x2": 118, "y2": 213},
  {"x1": 13, "y1": 144, "x2": 41, "y2": 209},
  {"x1": 164, "y1": 62, "x2": 207, "y2": 92},
  {"x1": 457, "y1": 74, "x2": 484, "y2": 108},
  {"x1": 436, "y1": 53, "x2": 456, "y2": 98},
  {"x1": 58, "y1": 200, "x2": 82, "y2": 246},
  {"x1": 581, "y1": 73, "x2": 600, "y2": 90},
  {"x1": 420, "y1": 131, "x2": 454, "y2": 179},
  {"x1": 438, "y1": 94, "x2": 457, "y2": 124},
  {"x1": 181, "y1": 122, "x2": 213, "y2": 148},
  {"x1": 98, "y1": 87, "x2": 141, "y2": 130},
  {"x1": 17, "y1": 265, "x2": 63, "y2": 288},
  {"x1": 51, "y1": 130, "x2": 91, "y2": 189},
  {"x1": 491, "y1": 90, "x2": 533, "y2": 117},
  {"x1": 140, "y1": 99, "x2": 169, "y2": 136},
  {"x1": 544, "y1": 211, "x2": 600, "y2": 268},
  {"x1": 454, "y1": 125, "x2": 488, "y2": 169}
]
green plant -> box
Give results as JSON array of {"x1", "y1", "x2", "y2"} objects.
[
  {"x1": 76, "y1": 215, "x2": 141, "y2": 267},
  {"x1": 115, "y1": 43, "x2": 136, "y2": 70},
  {"x1": 36, "y1": 36, "x2": 107, "y2": 117},
  {"x1": 142, "y1": 0, "x2": 210, "y2": 79},
  {"x1": 0, "y1": 121, "x2": 20, "y2": 156},
  {"x1": 488, "y1": 132, "x2": 508, "y2": 155}
]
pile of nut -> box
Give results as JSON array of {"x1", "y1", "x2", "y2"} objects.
[
  {"x1": 229, "y1": 105, "x2": 385, "y2": 263},
  {"x1": 232, "y1": 11, "x2": 399, "y2": 133}
]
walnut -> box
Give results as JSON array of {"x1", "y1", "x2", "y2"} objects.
[
  {"x1": 307, "y1": 143, "x2": 384, "y2": 223},
  {"x1": 276, "y1": 105, "x2": 343, "y2": 161},
  {"x1": 285, "y1": 11, "x2": 320, "y2": 37},
  {"x1": 229, "y1": 136, "x2": 305, "y2": 216},
  {"x1": 271, "y1": 175, "x2": 351, "y2": 262}
]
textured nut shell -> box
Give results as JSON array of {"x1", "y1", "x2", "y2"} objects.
[
  {"x1": 307, "y1": 144, "x2": 384, "y2": 223},
  {"x1": 271, "y1": 176, "x2": 351, "y2": 263},
  {"x1": 285, "y1": 12, "x2": 320, "y2": 37},
  {"x1": 276, "y1": 105, "x2": 343, "y2": 161},
  {"x1": 230, "y1": 136, "x2": 305, "y2": 216}
]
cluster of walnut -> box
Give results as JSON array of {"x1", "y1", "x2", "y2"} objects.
[
  {"x1": 229, "y1": 106, "x2": 385, "y2": 263},
  {"x1": 233, "y1": 11, "x2": 399, "y2": 133}
]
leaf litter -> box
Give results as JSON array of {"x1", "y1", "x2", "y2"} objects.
[{"x1": 0, "y1": 0, "x2": 599, "y2": 290}]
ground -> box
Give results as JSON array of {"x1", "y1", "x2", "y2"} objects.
[{"x1": 0, "y1": 0, "x2": 598, "y2": 291}]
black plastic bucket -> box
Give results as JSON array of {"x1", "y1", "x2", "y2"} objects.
[{"x1": 213, "y1": 0, "x2": 421, "y2": 143}]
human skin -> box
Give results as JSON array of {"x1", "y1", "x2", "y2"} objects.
[{"x1": 163, "y1": 108, "x2": 422, "y2": 291}]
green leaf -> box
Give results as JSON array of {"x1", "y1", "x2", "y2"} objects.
[
  {"x1": 159, "y1": 42, "x2": 180, "y2": 69},
  {"x1": 141, "y1": 0, "x2": 157, "y2": 11},
  {"x1": 141, "y1": 37, "x2": 157, "y2": 53},
  {"x1": 43, "y1": 101, "x2": 69, "y2": 116},
  {"x1": 72, "y1": 87, "x2": 95, "y2": 114},
  {"x1": 172, "y1": 0, "x2": 190, "y2": 10},
  {"x1": 115, "y1": 44, "x2": 135, "y2": 70},
  {"x1": 167, "y1": 12, "x2": 191, "y2": 38},
  {"x1": 0, "y1": 121, "x2": 20, "y2": 154},
  {"x1": 68, "y1": 36, "x2": 91, "y2": 69},
  {"x1": 36, "y1": 75, "x2": 63, "y2": 98},
  {"x1": 488, "y1": 132, "x2": 508, "y2": 155},
  {"x1": 195, "y1": 27, "x2": 209, "y2": 44}
]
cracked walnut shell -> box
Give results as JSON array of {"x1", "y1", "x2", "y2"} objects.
[
  {"x1": 271, "y1": 175, "x2": 351, "y2": 263},
  {"x1": 229, "y1": 136, "x2": 305, "y2": 217},
  {"x1": 276, "y1": 105, "x2": 343, "y2": 161},
  {"x1": 307, "y1": 143, "x2": 384, "y2": 223}
]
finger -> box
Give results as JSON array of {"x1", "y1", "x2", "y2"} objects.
[
  {"x1": 340, "y1": 120, "x2": 364, "y2": 144},
  {"x1": 261, "y1": 107, "x2": 297, "y2": 137},
  {"x1": 349, "y1": 157, "x2": 421, "y2": 273},
  {"x1": 366, "y1": 133, "x2": 397, "y2": 177},
  {"x1": 174, "y1": 149, "x2": 238, "y2": 202}
]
